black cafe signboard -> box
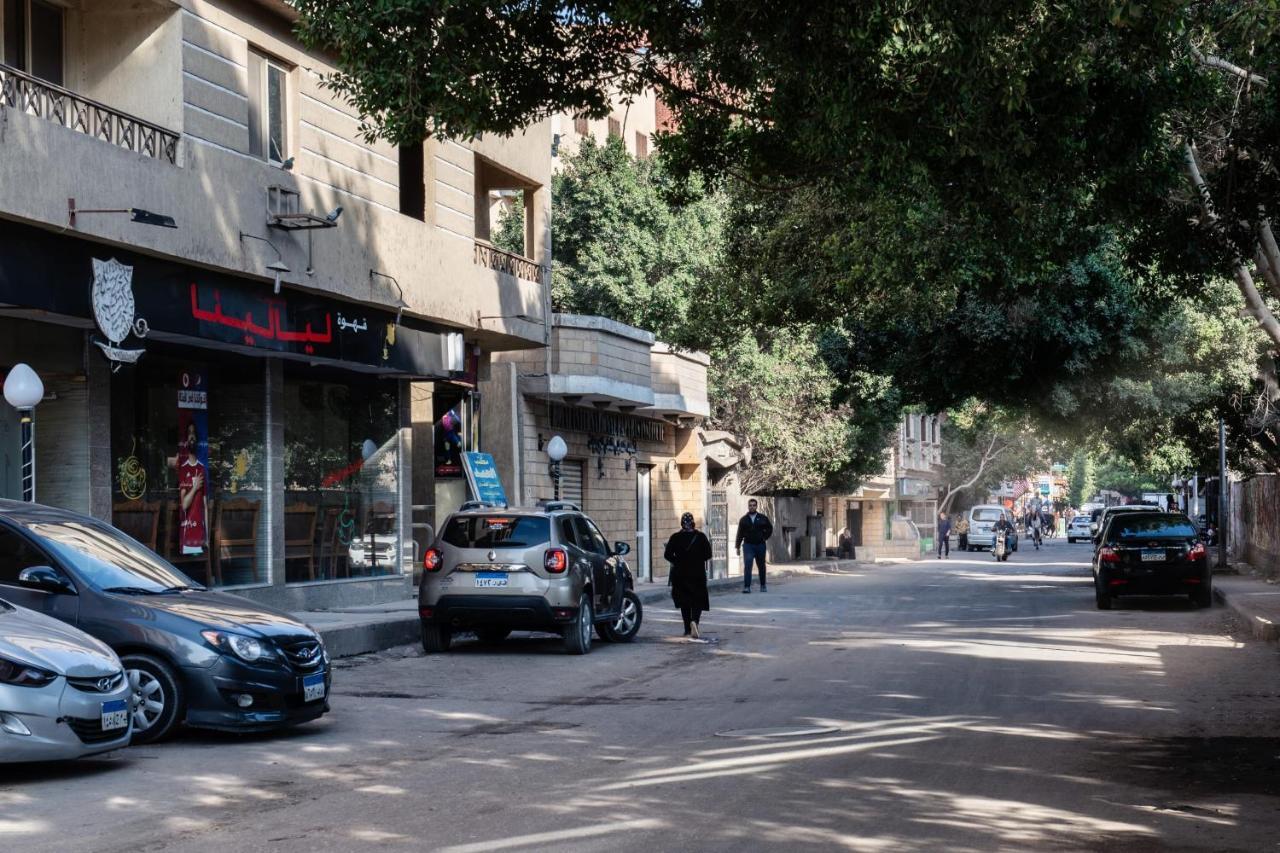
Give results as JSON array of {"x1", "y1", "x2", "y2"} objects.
[{"x1": 0, "y1": 220, "x2": 459, "y2": 378}]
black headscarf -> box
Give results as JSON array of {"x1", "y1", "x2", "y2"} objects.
[{"x1": 681, "y1": 512, "x2": 695, "y2": 531}]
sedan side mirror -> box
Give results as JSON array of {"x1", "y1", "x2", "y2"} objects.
[
  {"x1": 18, "y1": 566, "x2": 74, "y2": 594},
  {"x1": 613, "y1": 541, "x2": 631, "y2": 556}
]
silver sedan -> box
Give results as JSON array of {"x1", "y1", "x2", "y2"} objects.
[{"x1": 0, "y1": 598, "x2": 132, "y2": 762}]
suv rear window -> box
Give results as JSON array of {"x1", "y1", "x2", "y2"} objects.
[
  {"x1": 442, "y1": 516, "x2": 550, "y2": 549},
  {"x1": 1111, "y1": 517, "x2": 1197, "y2": 540},
  {"x1": 972, "y1": 509, "x2": 1002, "y2": 522}
]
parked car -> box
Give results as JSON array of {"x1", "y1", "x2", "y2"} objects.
[
  {"x1": 1092, "y1": 511, "x2": 1211, "y2": 610},
  {"x1": 0, "y1": 501, "x2": 331, "y2": 743},
  {"x1": 419, "y1": 501, "x2": 642, "y2": 655},
  {"x1": 964, "y1": 505, "x2": 1018, "y2": 552},
  {"x1": 348, "y1": 515, "x2": 414, "y2": 571},
  {"x1": 0, "y1": 597, "x2": 133, "y2": 762},
  {"x1": 1090, "y1": 504, "x2": 1162, "y2": 542},
  {"x1": 1066, "y1": 514, "x2": 1093, "y2": 542}
]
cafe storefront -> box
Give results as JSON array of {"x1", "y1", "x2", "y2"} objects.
[{"x1": 0, "y1": 220, "x2": 464, "y2": 610}]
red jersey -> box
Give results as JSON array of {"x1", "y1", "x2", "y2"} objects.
[{"x1": 178, "y1": 457, "x2": 207, "y2": 554}]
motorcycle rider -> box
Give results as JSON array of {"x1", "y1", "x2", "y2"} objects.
[{"x1": 993, "y1": 513, "x2": 1016, "y2": 558}]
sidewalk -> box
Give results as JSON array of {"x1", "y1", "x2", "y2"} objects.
[
  {"x1": 1214, "y1": 571, "x2": 1280, "y2": 641},
  {"x1": 296, "y1": 557, "x2": 868, "y2": 658}
]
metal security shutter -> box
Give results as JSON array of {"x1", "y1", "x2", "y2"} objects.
[{"x1": 560, "y1": 460, "x2": 584, "y2": 506}]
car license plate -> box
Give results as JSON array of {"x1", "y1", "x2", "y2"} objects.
[
  {"x1": 475, "y1": 572, "x2": 508, "y2": 588},
  {"x1": 101, "y1": 699, "x2": 128, "y2": 731},
  {"x1": 1140, "y1": 549, "x2": 1166, "y2": 562},
  {"x1": 302, "y1": 672, "x2": 326, "y2": 703}
]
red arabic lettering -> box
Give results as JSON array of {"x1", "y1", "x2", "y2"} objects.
[
  {"x1": 320, "y1": 458, "x2": 365, "y2": 488},
  {"x1": 189, "y1": 283, "x2": 333, "y2": 347}
]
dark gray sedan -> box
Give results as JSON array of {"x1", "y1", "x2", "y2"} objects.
[{"x1": 0, "y1": 501, "x2": 330, "y2": 743}]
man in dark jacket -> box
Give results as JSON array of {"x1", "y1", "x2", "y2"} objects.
[
  {"x1": 936, "y1": 511, "x2": 951, "y2": 559},
  {"x1": 735, "y1": 499, "x2": 774, "y2": 593}
]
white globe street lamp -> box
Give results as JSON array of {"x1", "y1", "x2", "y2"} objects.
[
  {"x1": 546, "y1": 435, "x2": 567, "y2": 501},
  {"x1": 3, "y1": 363, "x2": 43, "y2": 502}
]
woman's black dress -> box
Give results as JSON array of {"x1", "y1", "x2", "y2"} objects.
[{"x1": 665, "y1": 529, "x2": 713, "y2": 612}]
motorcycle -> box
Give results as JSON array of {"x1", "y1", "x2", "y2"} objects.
[{"x1": 993, "y1": 528, "x2": 1011, "y2": 562}]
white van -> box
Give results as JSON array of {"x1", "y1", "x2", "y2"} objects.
[{"x1": 966, "y1": 505, "x2": 1017, "y2": 551}]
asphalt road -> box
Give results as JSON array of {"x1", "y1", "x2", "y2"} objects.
[{"x1": 5, "y1": 537, "x2": 1279, "y2": 852}]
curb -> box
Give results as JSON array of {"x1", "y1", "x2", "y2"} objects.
[
  {"x1": 314, "y1": 561, "x2": 861, "y2": 658},
  {"x1": 1213, "y1": 584, "x2": 1280, "y2": 642}
]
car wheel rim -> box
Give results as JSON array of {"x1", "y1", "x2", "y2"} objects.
[
  {"x1": 127, "y1": 668, "x2": 165, "y2": 733},
  {"x1": 581, "y1": 600, "x2": 592, "y2": 647},
  {"x1": 613, "y1": 597, "x2": 637, "y2": 635}
]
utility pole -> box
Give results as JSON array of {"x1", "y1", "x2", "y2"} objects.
[{"x1": 1218, "y1": 417, "x2": 1228, "y2": 569}]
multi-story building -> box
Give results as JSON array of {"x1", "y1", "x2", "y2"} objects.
[
  {"x1": 819, "y1": 412, "x2": 946, "y2": 561},
  {"x1": 0, "y1": 0, "x2": 551, "y2": 609}
]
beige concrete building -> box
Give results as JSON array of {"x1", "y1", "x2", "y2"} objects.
[
  {"x1": 483, "y1": 315, "x2": 711, "y2": 582},
  {"x1": 820, "y1": 413, "x2": 946, "y2": 561},
  {"x1": 0, "y1": 0, "x2": 551, "y2": 609},
  {"x1": 552, "y1": 88, "x2": 659, "y2": 163}
]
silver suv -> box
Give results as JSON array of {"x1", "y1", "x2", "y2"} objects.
[{"x1": 418, "y1": 502, "x2": 642, "y2": 655}]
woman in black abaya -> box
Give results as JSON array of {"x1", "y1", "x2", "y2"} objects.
[{"x1": 664, "y1": 512, "x2": 713, "y2": 639}]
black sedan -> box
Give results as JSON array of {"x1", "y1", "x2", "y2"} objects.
[
  {"x1": 0, "y1": 501, "x2": 330, "y2": 742},
  {"x1": 1092, "y1": 511, "x2": 1211, "y2": 610}
]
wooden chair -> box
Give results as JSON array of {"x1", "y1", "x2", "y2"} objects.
[
  {"x1": 318, "y1": 506, "x2": 348, "y2": 579},
  {"x1": 284, "y1": 503, "x2": 318, "y2": 580},
  {"x1": 162, "y1": 498, "x2": 215, "y2": 586},
  {"x1": 113, "y1": 500, "x2": 161, "y2": 553},
  {"x1": 213, "y1": 498, "x2": 260, "y2": 586}
]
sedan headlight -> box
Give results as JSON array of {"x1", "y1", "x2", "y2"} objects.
[
  {"x1": 201, "y1": 630, "x2": 273, "y2": 663},
  {"x1": 0, "y1": 656, "x2": 57, "y2": 688}
]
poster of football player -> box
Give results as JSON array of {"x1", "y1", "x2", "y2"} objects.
[{"x1": 177, "y1": 371, "x2": 209, "y2": 555}]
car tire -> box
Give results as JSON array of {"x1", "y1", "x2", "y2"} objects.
[
  {"x1": 598, "y1": 590, "x2": 643, "y2": 643},
  {"x1": 564, "y1": 594, "x2": 593, "y2": 655},
  {"x1": 476, "y1": 628, "x2": 510, "y2": 644},
  {"x1": 122, "y1": 653, "x2": 184, "y2": 745},
  {"x1": 421, "y1": 621, "x2": 451, "y2": 653},
  {"x1": 1094, "y1": 575, "x2": 1113, "y2": 610},
  {"x1": 1192, "y1": 581, "x2": 1213, "y2": 609}
]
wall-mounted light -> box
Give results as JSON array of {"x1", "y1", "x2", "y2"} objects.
[
  {"x1": 239, "y1": 232, "x2": 290, "y2": 294},
  {"x1": 67, "y1": 198, "x2": 177, "y2": 230},
  {"x1": 370, "y1": 270, "x2": 406, "y2": 325}
]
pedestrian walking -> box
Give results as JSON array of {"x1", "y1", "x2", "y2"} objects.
[
  {"x1": 936, "y1": 511, "x2": 951, "y2": 559},
  {"x1": 735, "y1": 498, "x2": 773, "y2": 593},
  {"x1": 665, "y1": 512, "x2": 713, "y2": 639}
]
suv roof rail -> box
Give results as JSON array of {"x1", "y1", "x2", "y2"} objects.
[
  {"x1": 536, "y1": 500, "x2": 582, "y2": 512},
  {"x1": 459, "y1": 500, "x2": 508, "y2": 511}
]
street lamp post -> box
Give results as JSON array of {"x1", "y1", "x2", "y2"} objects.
[
  {"x1": 546, "y1": 435, "x2": 567, "y2": 501},
  {"x1": 3, "y1": 364, "x2": 44, "y2": 502}
]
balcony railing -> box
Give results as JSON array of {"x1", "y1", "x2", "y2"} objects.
[
  {"x1": 0, "y1": 63, "x2": 178, "y2": 165},
  {"x1": 474, "y1": 240, "x2": 545, "y2": 283}
]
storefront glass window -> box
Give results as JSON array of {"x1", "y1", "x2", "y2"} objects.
[
  {"x1": 110, "y1": 351, "x2": 268, "y2": 588},
  {"x1": 283, "y1": 369, "x2": 401, "y2": 583}
]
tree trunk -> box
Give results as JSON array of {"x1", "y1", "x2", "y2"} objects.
[
  {"x1": 938, "y1": 433, "x2": 1006, "y2": 512},
  {"x1": 1259, "y1": 221, "x2": 1280, "y2": 300},
  {"x1": 1184, "y1": 144, "x2": 1280, "y2": 350}
]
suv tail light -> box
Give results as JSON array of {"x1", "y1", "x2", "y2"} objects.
[
  {"x1": 1188, "y1": 542, "x2": 1206, "y2": 561},
  {"x1": 544, "y1": 548, "x2": 568, "y2": 574},
  {"x1": 1098, "y1": 546, "x2": 1120, "y2": 563},
  {"x1": 423, "y1": 547, "x2": 443, "y2": 572}
]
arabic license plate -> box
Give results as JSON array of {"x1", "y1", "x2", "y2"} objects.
[
  {"x1": 302, "y1": 672, "x2": 326, "y2": 703},
  {"x1": 1140, "y1": 549, "x2": 1166, "y2": 562},
  {"x1": 475, "y1": 572, "x2": 508, "y2": 588},
  {"x1": 101, "y1": 699, "x2": 128, "y2": 731}
]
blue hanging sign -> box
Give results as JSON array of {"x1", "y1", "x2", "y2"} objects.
[{"x1": 462, "y1": 452, "x2": 508, "y2": 507}]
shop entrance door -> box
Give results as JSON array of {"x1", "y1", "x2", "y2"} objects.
[
  {"x1": 846, "y1": 503, "x2": 863, "y2": 547},
  {"x1": 635, "y1": 465, "x2": 652, "y2": 582},
  {"x1": 0, "y1": 404, "x2": 18, "y2": 501}
]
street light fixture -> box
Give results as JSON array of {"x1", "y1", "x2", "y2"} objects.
[
  {"x1": 546, "y1": 435, "x2": 567, "y2": 501},
  {"x1": 3, "y1": 364, "x2": 44, "y2": 502}
]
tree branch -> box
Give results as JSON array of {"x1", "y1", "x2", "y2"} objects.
[
  {"x1": 1191, "y1": 46, "x2": 1269, "y2": 89},
  {"x1": 939, "y1": 432, "x2": 1009, "y2": 512}
]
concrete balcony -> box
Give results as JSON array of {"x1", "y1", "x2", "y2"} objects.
[
  {"x1": 646, "y1": 343, "x2": 710, "y2": 419},
  {"x1": 521, "y1": 315, "x2": 656, "y2": 408}
]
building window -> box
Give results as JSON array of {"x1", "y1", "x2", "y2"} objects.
[
  {"x1": 399, "y1": 141, "x2": 425, "y2": 221},
  {"x1": 635, "y1": 131, "x2": 648, "y2": 158},
  {"x1": 283, "y1": 369, "x2": 402, "y2": 583},
  {"x1": 573, "y1": 116, "x2": 588, "y2": 136},
  {"x1": 3, "y1": 0, "x2": 63, "y2": 85},
  {"x1": 248, "y1": 50, "x2": 289, "y2": 164},
  {"x1": 110, "y1": 351, "x2": 268, "y2": 589},
  {"x1": 607, "y1": 116, "x2": 621, "y2": 139}
]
